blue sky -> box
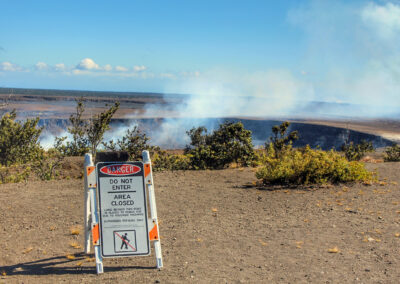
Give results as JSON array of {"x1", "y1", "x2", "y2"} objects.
[
  {"x1": 0, "y1": 0, "x2": 303, "y2": 88},
  {"x1": 1, "y1": 0, "x2": 400, "y2": 115}
]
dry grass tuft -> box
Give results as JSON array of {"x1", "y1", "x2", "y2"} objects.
[
  {"x1": 66, "y1": 254, "x2": 76, "y2": 260},
  {"x1": 70, "y1": 226, "x2": 80, "y2": 235},
  {"x1": 258, "y1": 239, "x2": 268, "y2": 246},
  {"x1": 23, "y1": 247, "x2": 33, "y2": 254},
  {"x1": 69, "y1": 241, "x2": 82, "y2": 249},
  {"x1": 327, "y1": 247, "x2": 339, "y2": 253}
]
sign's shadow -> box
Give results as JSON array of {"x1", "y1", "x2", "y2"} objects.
[{"x1": 1, "y1": 253, "x2": 156, "y2": 276}]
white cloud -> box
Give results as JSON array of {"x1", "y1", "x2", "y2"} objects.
[
  {"x1": 72, "y1": 69, "x2": 90, "y2": 75},
  {"x1": 160, "y1": 73, "x2": 176, "y2": 79},
  {"x1": 72, "y1": 59, "x2": 149, "y2": 75},
  {"x1": 35, "y1": 62, "x2": 48, "y2": 71},
  {"x1": 133, "y1": 65, "x2": 146, "y2": 72},
  {"x1": 361, "y1": 2, "x2": 400, "y2": 39},
  {"x1": 1, "y1": 57, "x2": 191, "y2": 85},
  {"x1": 76, "y1": 58, "x2": 100, "y2": 70},
  {"x1": 115, "y1": 65, "x2": 128, "y2": 72},
  {"x1": 103, "y1": 64, "x2": 112, "y2": 71},
  {"x1": 54, "y1": 63, "x2": 66, "y2": 72},
  {"x1": 181, "y1": 71, "x2": 200, "y2": 77},
  {"x1": 0, "y1": 61, "x2": 21, "y2": 71}
]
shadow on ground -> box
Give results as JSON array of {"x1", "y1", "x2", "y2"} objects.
[
  {"x1": 237, "y1": 182, "x2": 324, "y2": 192},
  {"x1": 0, "y1": 253, "x2": 156, "y2": 276}
]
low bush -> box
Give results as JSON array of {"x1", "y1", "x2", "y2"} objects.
[
  {"x1": 57, "y1": 98, "x2": 120, "y2": 157},
  {"x1": 64, "y1": 97, "x2": 89, "y2": 156},
  {"x1": 268, "y1": 121, "x2": 298, "y2": 158},
  {"x1": 0, "y1": 165, "x2": 31, "y2": 184},
  {"x1": 0, "y1": 110, "x2": 43, "y2": 166},
  {"x1": 103, "y1": 126, "x2": 156, "y2": 161},
  {"x1": 384, "y1": 144, "x2": 400, "y2": 162},
  {"x1": 152, "y1": 150, "x2": 191, "y2": 171},
  {"x1": 256, "y1": 145, "x2": 373, "y2": 185},
  {"x1": 341, "y1": 140, "x2": 374, "y2": 161},
  {"x1": 87, "y1": 102, "x2": 120, "y2": 157},
  {"x1": 33, "y1": 150, "x2": 65, "y2": 181},
  {"x1": 185, "y1": 121, "x2": 254, "y2": 169}
]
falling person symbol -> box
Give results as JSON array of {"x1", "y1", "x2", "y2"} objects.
[{"x1": 120, "y1": 233, "x2": 130, "y2": 249}]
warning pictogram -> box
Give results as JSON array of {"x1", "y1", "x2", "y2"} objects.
[{"x1": 113, "y1": 230, "x2": 137, "y2": 253}]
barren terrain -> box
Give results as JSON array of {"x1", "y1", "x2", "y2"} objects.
[{"x1": 1, "y1": 160, "x2": 400, "y2": 283}]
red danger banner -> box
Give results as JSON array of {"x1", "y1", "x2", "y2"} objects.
[{"x1": 99, "y1": 164, "x2": 141, "y2": 176}]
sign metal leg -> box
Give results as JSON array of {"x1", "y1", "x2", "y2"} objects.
[
  {"x1": 84, "y1": 153, "x2": 104, "y2": 274},
  {"x1": 84, "y1": 155, "x2": 92, "y2": 254},
  {"x1": 90, "y1": 187, "x2": 104, "y2": 274},
  {"x1": 143, "y1": 150, "x2": 163, "y2": 269},
  {"x1": 84, "y1": 189, "x2": 91, "y2": 254}
]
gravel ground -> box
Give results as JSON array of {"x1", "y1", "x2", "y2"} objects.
[{"x1": 1, "y1": 162, "x2": 400, "y2": 283}]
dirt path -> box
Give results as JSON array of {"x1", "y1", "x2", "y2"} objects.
[{"x1": 1, "y1": 163, "x2": 400, "y2": 283}]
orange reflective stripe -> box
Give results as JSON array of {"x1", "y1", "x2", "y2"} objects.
[
  {"x1": 87, "y1": 166, "x2": 95, "y2": 176},
  {"x1": 144, "y1": 163, "x2": 151, "y2": 178},
  {"x1": 92, "y1": 224, "x2": 100, "y2": 245},
  {"x1": 149, "y1": 224, "x2": 159, "y2": 241}
]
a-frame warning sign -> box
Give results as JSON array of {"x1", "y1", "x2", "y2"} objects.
[
  {"x1": 83, "y1": 151, "x2": 163, "y2": 274},
  {"x1": 96, "y1": 161, "x2": 150, "y2": 257}
]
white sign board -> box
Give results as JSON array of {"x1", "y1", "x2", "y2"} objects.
[{"x1": 96, "y1": 162, "x2": 150, "y2": 257}]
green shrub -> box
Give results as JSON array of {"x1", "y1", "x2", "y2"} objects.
[
  {"x1": 33, "y1": 139, "x2": 65, "y2": 181},
  {"x1": 256, "y1": 145, "x2": 373, "y2": 185},
  {"x1": 0, "y1": 110, "x2": 67, "y2": 182},
  {"x1": 341, "y1": 140, "x2": 374, "y2": 161},
  {"x1": 57, "y1": 99, "x2": 119, "y2": 157},
  {"x1": 0, "y1": 165, "x2": 31, "y2": 184},
  {"x1": 87, "y1": 102, "x2": 120, "y2": 157},
  {"x1": 0, "y1": 110, "x2": 43, "y2": 166},
  {"x1": 152, "y1": 150, "x2": 191, "y2": 171},
  {"x1": 185, "y1": 121, "x2": 254, "y2": 169},
  {"x1": 103, "y1": 126, "x2": 156, "y2": 160},
  {"x1": 384, "y1": 144, "x2": 400, "y2": 162},
  {"x1": 63, "y1": 97, "x2": 90, "y2": 156},
  {"x1": 268, "y1": 121, "x2": 298, "y2": 159}
]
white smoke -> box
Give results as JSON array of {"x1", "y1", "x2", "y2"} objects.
[
  {"x1": 39, "y1": 130, "x2": 71, "y2": 150},
  {"x1": 160, "y1": 68, "x2": 315, "y2": 118},
  {"x1": 38, "y1": 1, "x2": 400, "y2": 149},
  {"x1": 286, "y1": 0, "x2": 400, "y2": 115},
  {"x1": 139, "y1": 1, "x2": 400, "y2": 147},
  {"x1": 138, "y1": 69, "x2": 315, "y2": 147},
  {"x1": 154, "y1": 1, "x2": 400, "y2": 120},
  {"x1": 39, "y1": 123, "x2": 138, "y2": 150},
  {"x1": 103, "y1": 123, "x2": 138, "y2": 144}
]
